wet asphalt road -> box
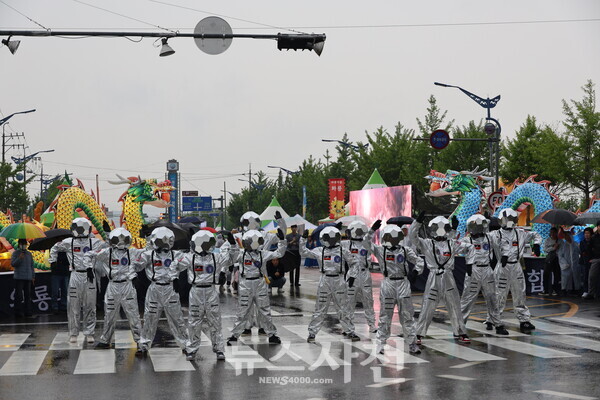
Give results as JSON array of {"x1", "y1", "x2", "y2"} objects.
[{"x1": 1, "y1": 267, "x2": 600, "y2": 400}]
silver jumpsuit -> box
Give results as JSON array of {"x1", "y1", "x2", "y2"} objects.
[
  {"x1": 85, "y1": 247, "x2": 144, "y2": 345},
  {"x1": 370, "y1": 242, "x2": 424, "y2": 348},
  {"x1": 300, "y1": 238, "x2": 358, "y2": 336},
  {"x1": 342, "y1": 238, "x2": 376, "y2": 331},
  {"x1": 459, "y1": 235, "x2": 503, "y2": 326},
  {"x1": 487, "y1": 228, "x2": 541, "y2": 322},
  {"x1": 49, "y1": 236, "x2": 107, "y2": 337},
  {"x1": 410, "y1": 222, "x2": 471, "y2": 337},
  {"x1": 173, "y1": 248, "x2": 236, "y2": 355},
  {"x1": 229, "y1": 240, "x2": 287, "y2": 338},
  {"x1": 133, "y1": 249, "x2": 187, "y2": 350}
]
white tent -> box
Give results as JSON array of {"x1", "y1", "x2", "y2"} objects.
[
  {"x1": 259, "y1": 197, "x2": 290, "y2": 224},
  {"x1": 262, "y1": 214, "x2": 317, "y2": 232}
]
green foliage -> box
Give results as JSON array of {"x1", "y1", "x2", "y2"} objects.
[
  {"x1": 561, "y1": 79, "x2": 600, "y2": 204},
  {"x1": 434, "y1": 121, "x2": 490, "y2": 174},
  {"x1": 0, "y1": 162, "x2": 32, "y2": 215},
  {"x1": 500, "y1": 115, "x2": 569, "y2": 186}
]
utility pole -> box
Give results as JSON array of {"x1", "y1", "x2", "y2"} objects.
[
  {"x1": 223, "y1": 181, "x2": 227, "y2": 229},
  {"x1": 2, "y1": 130, "x2": 25, "y2": 164}
]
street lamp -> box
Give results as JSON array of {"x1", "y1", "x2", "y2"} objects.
[
  {"x1": 1, "y1": 108, "x2": 36, "y2": 164},
  {"x1": 267, "y1": 165, "x2": 299, "y2": 176},
  {"x1": 0, "y1": 16, "x2": 326, "y2": 57},
  {"x1": 434, "y1": 82, "x2": 502, "y2": 191},
  {"x1": 13, "y1": 149, "x2": 55, "y2": 204}
]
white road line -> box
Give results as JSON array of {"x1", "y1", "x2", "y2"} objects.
[
  {"x1": 536, "y1": 335, "x2": 600, "y2": 352},
  {"x1": 533, "y1": 390, "x2": 597, "y2": 399},
  {"x1": 225, "y1": 344, "x2": 275, "y2": 370},
  {"x1": 437, "y1": 374, "x2": 476, "y2": 381},
  {"x1": 283, "y1": 325, "x2": 340, "y2": 342},
  {"x1": 505, "y1": 318, "x2": 587, "y2": 335},
  {"x1": 74, "y1": 350, "x2": 116, "y2": 374},
  {"x1": 114, "y1": 330, "x2": 137, "y2": 349},
  {"x1": 367, "y1": 377, "x2": 412, "y2": 388},
  {"x1": 149, "y1": 348, "x2": 195, "y2": 372},
  {"x1": 49, "y1": 332, "x2": 84, "y2": 350},
  {"x1": 472, "y1": 338, "x2": 579, "y2": 358},
  {"x1": 0, "y1": 333, "x2": 30, "y2": 351},
  {"x1": 285, "y1": 343, "x2": 349, "y2": 368},
  {"x1": 465, "y1": 321, "x2": 527, "y2": 337},
  {"x1": 549, "y1": 317, "x2": 600, "y2": 330},
  {"x1": 352, "y1": 339, "x2": 427, "y2": 365},
  {"x1": 0, "y1": 350, "x2": 48, "y2": 375},
  {"x1": 422, "y1": 340, "x2": 505, "y2": 361},
  {"x1": 450, "y1": 361, "x2": 486, "y2": 369}
]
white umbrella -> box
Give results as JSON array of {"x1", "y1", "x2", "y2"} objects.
[{"x1": 336, "y1": 215, "x2": 370, "y2": 227}]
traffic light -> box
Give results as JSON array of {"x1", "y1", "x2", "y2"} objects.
[{"x1": 277, "y1": 34, "x2": 326, "y2": 56}]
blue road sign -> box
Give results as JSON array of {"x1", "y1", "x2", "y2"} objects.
[
  {"x1": 182, "y1": 196, "x2": 213, "y2": 212},
  {"x1": 429, "y1": 129, "x2": 451, "y2": 150}
]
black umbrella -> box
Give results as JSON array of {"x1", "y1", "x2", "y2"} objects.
[
  {"x1": 573, "y1": 212, "x2": 600, "y2": 226},
  {"x1": 532, "y1": 209, "x2": 578, "y2": 226},
  {"x1": 28, "y1": 229, "x2": 73, "y2": 251},
  {"x1": 144, "y1": 220, "x2": 190, "y2": 242},
  {"x1": 386, "y1": 216, "x2": 414, "y2": 227},
  {"x1": 310, "y1": 222, "x2": 337, "y2": 242},
  {"x1": 179, "y1": 216, "x2": 204, "y2": 225},
  {"x1": 177, "y1": 222, "x2": 201, "y2": 237}
]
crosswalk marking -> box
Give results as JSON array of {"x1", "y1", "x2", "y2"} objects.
[
  {"x1": 284, "y1": 343, "x2": 349, "y2": 368},
  {"x1": 0, "y1": 351, "x2": 47, "y2": 375},
  {"x1": 351, "y1": 339, "x2": 428, "y2": 365},
  {"x1": 422, "y1": 340, "x2": 506, "y2": 361},
  {"x1": 536, "y1": 335, "x2": 600, "y2": 352},
  {"x1": 532, "y1": 390, "x2": 598, "y2": 400},
  {"x1": 472, "y1": 338, "x2": 580, "y2": 358},
  {"x1": 225, "y1": 344, "x2": 275, "y2": 371},
  {"x1": 0, "y1": 333, "x2": 30, "y2": 351},
  {"x1": 50, "y1": 332, "x2": 84, "y2": 350},
  {"x1": 283, "y1": 325, "x2": 339, "y2": 342},
  {"x1": 465, "y1": 321, "x2": 527, "y2": 337},
  {"x1": 149, "y1": 348, "x2": 195, "y2": 372},
  {"x1": 549, "y1": 317, "x2": 600, "y2": 330},
  {"x1": 74, "y1": 350, "x2": 116, "y2": 374},
  {"x1": 114, "y1": 330, "x2": 137, "y2": 349},
  {"x1": 449, "y1": 361, "x2": 486, "y2": 369},
  {"x1": 505, "y1": 318, "x2": 587, "y2": 335},
  {"x1": 437, "y1": 374, "x2": 476, "y2": 381}
]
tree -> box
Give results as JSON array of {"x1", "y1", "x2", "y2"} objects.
[
  {"x1": 417, "y1": 94, "x2": 455, "y2": 170},
  {"x1": 561, "y1": 80, "x2": 600, "y2": 205},
  {"x1": 434, "y1": 120, "x2": 491, "y2": 174},
  {"x1": 500, "y1": 116, "x2": 570, "y2": 194},
  {"x1": 0, "y1": 162, "x2": 32, "y2": 216}
]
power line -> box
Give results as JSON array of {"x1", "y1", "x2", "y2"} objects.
[
  {"x1": 0, "y1": 0, "x2": 48, "y2": 30},
  {"x1": 71, "y1": 0, "x2": 177, "y2": 34},
  {"x1": 148, "y1": 0, "x2": 305, "y2": 34}
]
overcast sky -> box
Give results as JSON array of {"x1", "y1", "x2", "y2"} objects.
[{"x1": 1, "y1": 0, "x2": 599, "y2": 218}]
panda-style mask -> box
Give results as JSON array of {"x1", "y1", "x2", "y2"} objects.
[
  {"x1": 191, "y1": 230, "x2": 216, "y2": 254},
  {"x1": 150, "y1": 227, "x2": 175, "y2": 251},
  {"x1": 109, "y1": 228, "x2": 132, "y2": 250},
  {"x1": 71, "y1": 218, "x2": 92, "y2": 238},
  {"x1": 320, "y1": 226, "x2": 341, "y2": 248},
  {"x1": 467, "y1": 214, "x2": 489, "y2": 238},
  {"x1": 242, "y1": 230, "x2": 264, "y2": 251},
  {"x1": 381, "y1": 225, "x2": 404, "y2": 249},
  {"x1": 347, "y1": 221, "x2": 368, "y2": 240},
  {"x1": 428, "y1": 216, "x2": 452, "y2": 241},
  {"x1": 240, "y1": 211, "x2": 261, "y2": 232},
  {"x1": 499, "y1": 208, "x2": 519, "y2": 230}
]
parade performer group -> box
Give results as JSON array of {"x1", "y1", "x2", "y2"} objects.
[{"x1": 48, "y1": 206, "x2": 542, "y2": 361}]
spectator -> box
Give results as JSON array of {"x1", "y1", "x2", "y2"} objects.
[
  {"x1": 580, "y1": 227, "x2": 594, "y2": 298},
  {"x1": 541, "y1": 227, "x2": 561, "y2": 296},
  {"x1": 585, "y1": 221, "x2": 600, "y2": 300},
  {"x1": 11, "y1": 239, "x2": 35, "y2": 317},
  {"x1": 50, "y1": 251, "x2": 70, "y2": 314},
  {"x1": 558, "y1": 228, "x2": 581, "y2": 296},
  {"x1": 267, "y1": 258, "x2": 286, "y2": 294},
  {"x1": 286, "y1": 225, "x2": 301, "y2": 287}
]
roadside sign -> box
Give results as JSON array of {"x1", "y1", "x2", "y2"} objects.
[
  {"x1": 182, "y1": 190, "x2": 199, "y2": 197},
  {"x1": 430, "y1": 129, "x2": 451, "y2": 150},
  {"x1": 182, "y1": 196, "x2": 212, "y2": 212}
]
